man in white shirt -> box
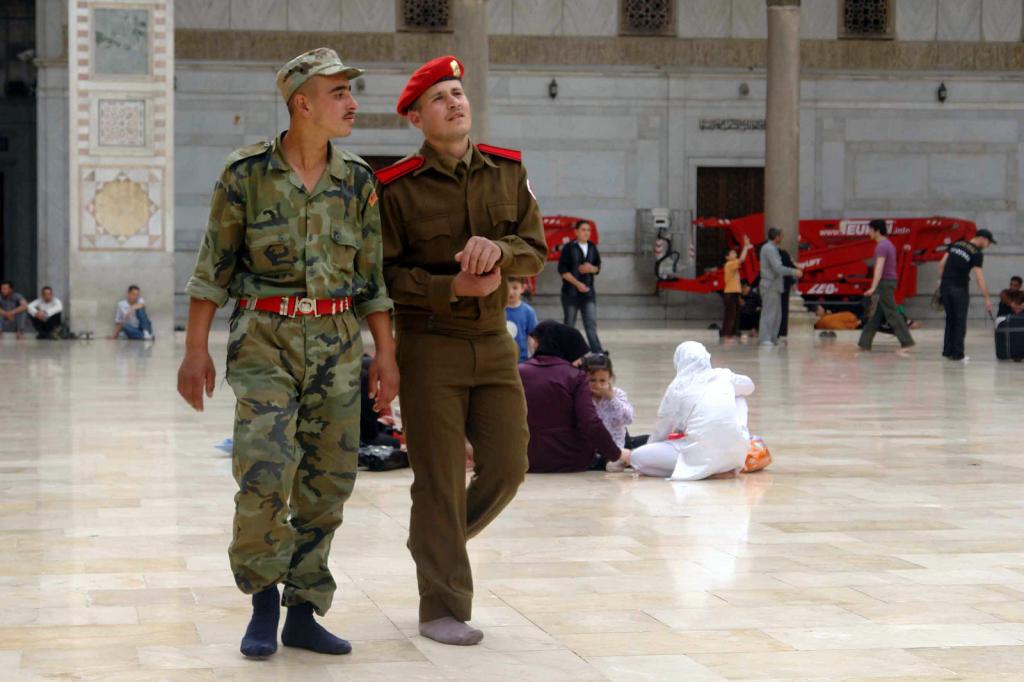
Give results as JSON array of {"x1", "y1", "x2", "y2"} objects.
[
  {"x1": 27, "y1": 286, "x2": 63, "y2": 340},
  {"x1": 113, "y1": 285, "x2": 154, "y2": 340}
]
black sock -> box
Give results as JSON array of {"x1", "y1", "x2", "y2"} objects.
[
  {"x1": 281, "y1": 602, "x2": 352, "y2": 655},
  {"x1": 240, "y1": 585, "x2": 279, "y2": 658}
]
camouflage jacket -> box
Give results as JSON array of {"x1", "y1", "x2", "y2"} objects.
[{"x1": 185, "y1": 133, "x2": 393, "y2": 319}]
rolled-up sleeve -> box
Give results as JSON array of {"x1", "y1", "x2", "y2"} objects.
[
  {"x1": 352, "y1": 185, "x2": 394, "y2": 319},
  {"x1": 185, "y1": 167, "x2": 245, "y2": 307}
]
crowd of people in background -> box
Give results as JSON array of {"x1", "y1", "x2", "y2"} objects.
[
  {"x1": 0, "y1": 281, "x2": 156, "y2": 342},
  {"x1": 2, "y1": 281, "x2": 63, "y2": 340}
]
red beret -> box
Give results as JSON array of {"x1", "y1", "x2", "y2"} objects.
[{"x1": 397, "y1": 55, "x2": 465, "y2": 116}]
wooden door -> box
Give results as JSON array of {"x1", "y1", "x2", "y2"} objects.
[{"x1": 695, "y1": 166, "x2": 764, "y2": 274}]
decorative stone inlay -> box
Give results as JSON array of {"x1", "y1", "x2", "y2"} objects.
[
  {"x1": 175, "y1": 30, "x2": 1024, "y2": 72},
  {"x1": 700, "y1": 118, "x2": 767, "y2": 131},
  {"x1": 98, "y1": 99, "x2": 146, "y2": 147},
  {"x1": 80, "y1": 167, "x2": 163, "y2": 250},
  {"x1": 93, "y1": 8, "x2": 150, "y2": 76}
]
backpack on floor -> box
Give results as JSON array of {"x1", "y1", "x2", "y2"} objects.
[{"x1": 995, "y1": 315, "x2": 1024, "y2": 361}]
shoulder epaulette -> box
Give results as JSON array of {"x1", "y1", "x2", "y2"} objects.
[
  {"x1": 340, "y1": 148, "x2": 373, "y2": 173},
  {"x1": 225, "y1": 140, "x2": 272, "y2": 167},
  {"x1": 477, "y1": 144, "x2": 522, "y2": 163},
  {"x1": 375, "y1": 156, "x2": 425, "y2": 185}
]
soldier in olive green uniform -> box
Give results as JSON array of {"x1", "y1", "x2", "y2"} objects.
[
  {"x1": 377, "y1": 56, "x2": 547, "y2": 646},
  {"x1": 178, "y1": 48, "x2": 397, "y2": 659}
]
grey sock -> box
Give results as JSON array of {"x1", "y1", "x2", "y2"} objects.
[{"x1": 418, "y1": 617, "x2": 484, "y2": 646}]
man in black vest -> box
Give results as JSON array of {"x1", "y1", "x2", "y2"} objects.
[
  {"x1": 558, "y1": 220, "x2": 603, "y2": 353},
  {"x1": 938, "y1": 228, "x2": 996, "y2": 361}
]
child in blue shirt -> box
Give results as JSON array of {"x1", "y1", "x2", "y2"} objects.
[{"x1": 505, "y1": 277, "x2": 538, "y2": 362}]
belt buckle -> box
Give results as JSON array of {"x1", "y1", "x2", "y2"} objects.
[{"x1": 296, "y1": 297, "x2": 316, "y2": 317}]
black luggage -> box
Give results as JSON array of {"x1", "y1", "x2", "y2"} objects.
[{"x1": 995, "y1": 315, "x2": 1024, "y2": 361}]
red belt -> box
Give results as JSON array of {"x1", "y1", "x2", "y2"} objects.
[{"x1": 239, "y1": 296, "x2": 352, "y2": 317}]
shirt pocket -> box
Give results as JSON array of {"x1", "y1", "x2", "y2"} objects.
[
  {"x1": 406, "y1": 213, "x2": 451, "y2": 262},
  {"x1": 327, "y1": 222, "x2": 360, "y2": 276},
  {"x1": 245, "y1": 229, "x2": 295, "y2": 276},
  {"x1": 486, "y1": 202, "x2": 518, "y2": 238}
]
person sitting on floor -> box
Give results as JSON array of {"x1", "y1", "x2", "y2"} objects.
[
  {"x1": 518, "y1": 322, "x2": 627, "y2": 473},
  {"x1": 580, "y1": 352, "x2": 636, "y2": 472},
  {"x1": 813, "y1": 305, "x2": 861, "y2": 330},
  {"x1": 0, "y1": 281, "x2": 29, "y2": 339},
  {"x1": 113, "y1": 285, "x2": 154, "y2": 340},
  {"x1": 27, "y1": 286, "x2": 63, "y2": 340},
  {"x1": 628, "y1": 341, "x2": 754, "y2": 481},
  {"x1": 814, "y1": 303, "x2": 920, "y2": 337},
  {"x1": 738, "y1": 282, "x2": 761, "y2": 338},
  {"x1": 998, "y1": 276, "x2": 1023, "y2": 317}
]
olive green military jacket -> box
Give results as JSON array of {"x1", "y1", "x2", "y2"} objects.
[
  {"x1": 379, "y1": 142, "x2": 547, "y2": 336},
  {"x1": 185, "y1": 133, "x2": 393, "y2": 320}
]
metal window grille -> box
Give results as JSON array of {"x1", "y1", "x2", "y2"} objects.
[
  {"x1": 620, "y1": 0, "x2": 675, "y2": 36},
  {"x1": 398, "y1": 0, "x2": 452, "y2": 32},
  {"x1": 841, "y1": 0, "x2": 893, "y2": 38}
]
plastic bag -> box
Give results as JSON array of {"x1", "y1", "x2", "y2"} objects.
[{"x1": 742, "y1": 435, "x2": 772, "y2": 473}]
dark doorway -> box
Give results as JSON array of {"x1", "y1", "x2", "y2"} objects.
[
  {"x1": 0, "y1": 171, "x2": 4, "y2": 280},
  {"x1": 695, "y1": 166, "x2": 764, "y2": 275},
  {"x1": 362, "y1": 155, "x2": 403, "y2": 172}
]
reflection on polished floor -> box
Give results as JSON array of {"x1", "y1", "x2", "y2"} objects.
[{"x1": 2, "y1": 323, "x2": 1023, "y2": 681}]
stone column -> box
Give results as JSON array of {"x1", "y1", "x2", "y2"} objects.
[
  {"x1": 36, "y1": 0, "x2": 70, "y2": 300},
  {"x1": 452, "y1": 0, "x2": 489, "y2": 143},
  {"x1": 67, "y1": 0, "x2": 175, "y2": 336},
  {"x1": 764, "y1": 0, "x2": 800, "y2": 255}
]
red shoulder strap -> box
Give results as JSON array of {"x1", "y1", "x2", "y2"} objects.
[
  {"x1": 477, "y1": 144, "x2": 522, "y2": 163},
  {"x1": 375, "y1": 156, "x2": 425, "y2": 185}
]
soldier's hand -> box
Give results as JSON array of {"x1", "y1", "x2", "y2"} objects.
[
  {"x1": 369, "y1": 354, "x2": 399, "y2": 413},
  {"x1": 455, "y1": 237, "x2": 502, "y2": 275},
  {"x1": 177, "y1": 350, "x2": 216, "y2": 412},
  {"x1": 453, "y1": 268, "x2": 502, "y2": 298}
]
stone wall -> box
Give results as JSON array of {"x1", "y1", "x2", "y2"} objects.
[
  {"x1": 172, "y1": 0, "x2": 1024, "y2": 42},
  {"x1": 173, "y1": 60, "x2": 1024, "y2": 321}
]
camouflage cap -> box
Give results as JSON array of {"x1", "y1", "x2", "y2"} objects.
[{"x1": 276, "y1": 47, "x2": 364, "y2": 103}]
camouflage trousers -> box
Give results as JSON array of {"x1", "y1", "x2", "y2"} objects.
[{"x1": 225, "y1": 307, "x2": 362, "y2": 616}]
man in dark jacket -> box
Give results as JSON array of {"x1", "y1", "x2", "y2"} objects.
[{"x1": 558, "y1": 221, "x2": 603, "y2": 352}]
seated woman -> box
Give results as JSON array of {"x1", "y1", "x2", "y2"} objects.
[
  {"x1": 629, "y1": 341, "x2": 754, "y2": 481},
  {"x1": 519, "y1": 322, "x2": 626, "y2": 473}
]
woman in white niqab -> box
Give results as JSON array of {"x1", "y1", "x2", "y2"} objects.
[{"x1": 630, "y1": 341, "x2": 755, "y2": 480}]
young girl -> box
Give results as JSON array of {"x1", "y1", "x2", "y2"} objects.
[
  {"x1": 581, "y1": 353, "x2": 635, "y2": 472},
  {"x1": 629, "y1": 341, "x2": 755, "y2": 481}
]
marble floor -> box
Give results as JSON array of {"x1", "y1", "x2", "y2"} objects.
[{"x1": 2, "y1": 320, "x2": 1023, "y2": 681}]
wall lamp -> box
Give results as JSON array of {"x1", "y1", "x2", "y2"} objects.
[
  {"x1": 548, "y1": 78, "x2": 558, "y2": 100},
  {"x1": 937, "y1": 82, "x2": 947, "y2": 103}
]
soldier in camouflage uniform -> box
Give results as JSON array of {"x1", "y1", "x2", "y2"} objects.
[{"x1": 177, "y1": 48, "x2": 397, "y2": 659}]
